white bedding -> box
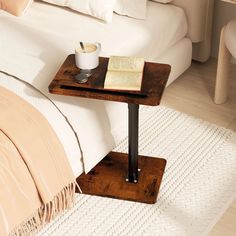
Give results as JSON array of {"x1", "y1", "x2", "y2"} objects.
[{"x1": 0, "y1": 1, "x2": 188, "y2": 175}]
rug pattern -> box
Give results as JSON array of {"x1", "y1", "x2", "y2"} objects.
[{"x1": 38, "y1": 106, "x2": 236, "y2": 236}]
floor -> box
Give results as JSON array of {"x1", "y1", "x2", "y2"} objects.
[{"x1": 162, "y1": 59, "x2": 236, "y2": 236}]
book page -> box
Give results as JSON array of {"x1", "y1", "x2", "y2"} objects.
[
  {"x1": 108, "y1": 56, "x2": 144, "y2": 72},
  {"x1": 104, "y1": 71, "x2": 143, "y2": 91}
]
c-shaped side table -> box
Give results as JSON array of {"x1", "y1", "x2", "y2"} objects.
[{"x1": 49, "y1": 55, "x2": 171, "y2": 204}]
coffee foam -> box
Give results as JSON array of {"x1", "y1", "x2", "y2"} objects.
[{"x1": 77, "y1": 44, "x2": 97, "y2": 53}]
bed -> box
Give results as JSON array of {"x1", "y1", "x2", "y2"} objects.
[{"x1": 0, "y1": 0, "x2": 214, "y2": 177}]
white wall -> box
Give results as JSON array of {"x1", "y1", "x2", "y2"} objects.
[{"x1": 211, "y1": 0, "x2": 236, "y2": 58}]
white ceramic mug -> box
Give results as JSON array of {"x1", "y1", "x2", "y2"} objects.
[{"x1": 75, "y1": 42, "x2": 101, "y2": 70}]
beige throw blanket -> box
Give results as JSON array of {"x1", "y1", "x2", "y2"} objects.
[{"x1": 0, "y1": 86, "x2": 76, "y2": 235}]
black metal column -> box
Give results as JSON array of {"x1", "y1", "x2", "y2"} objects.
[{"x1": 127, "y1": 103, "x2": 139, "y2": 183}]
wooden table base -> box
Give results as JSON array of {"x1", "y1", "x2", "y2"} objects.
[{"x1": 76, "y1": 152, "x2": 166, "y2": 204}]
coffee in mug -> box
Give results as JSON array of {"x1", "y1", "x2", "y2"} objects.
[
  {"x1": 75, "y1": 42, "x2": 101, "y2": 70},
  {"x1": 76, "y1": 44, "x2": 97, "y2": 53}
]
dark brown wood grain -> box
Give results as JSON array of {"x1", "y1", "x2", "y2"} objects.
[
  {"x1": 50, "y1": 55, "x2": 169, "y2": 203},
  {"x1": 49, "y1": 55, "x2": 171, "y2": 106},
  {"x1": 76, "y1": 152, "x2": 166, "y2": 204}
]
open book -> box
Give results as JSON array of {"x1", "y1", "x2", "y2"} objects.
[{"x1": 104, "y1": 56, "x2": 145, "y2": 91}]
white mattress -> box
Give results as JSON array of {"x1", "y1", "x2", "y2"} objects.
[{"x1": 0, "y1": 1, "x2": 189, "y2": 175}]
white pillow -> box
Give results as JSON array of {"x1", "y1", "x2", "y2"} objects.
[
  {"x1": 41, "y1": 0, "x2": 115, "y2": 22},
  {"x1": 114, "y1": 0, "x2": 147, "y2": 20},
  {"x1": 152, "y1": 0, "x2": 173, "y2": 3}
]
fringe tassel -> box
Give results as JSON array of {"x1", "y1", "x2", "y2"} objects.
[{"x1": 9, "y1": 182, "x2": 76, "y2": 236}]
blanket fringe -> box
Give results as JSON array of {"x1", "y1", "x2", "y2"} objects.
[{"x1": 9, "y1": 182, "x2": 76, "y2": 236}]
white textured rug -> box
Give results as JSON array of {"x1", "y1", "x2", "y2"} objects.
[{"x1": 38, "y1": 106, "x2": 236, "y2": 236}]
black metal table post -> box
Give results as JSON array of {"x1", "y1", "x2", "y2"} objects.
[{"x1": 127, "y1": 103, "x2": 139, "y2": 183}]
